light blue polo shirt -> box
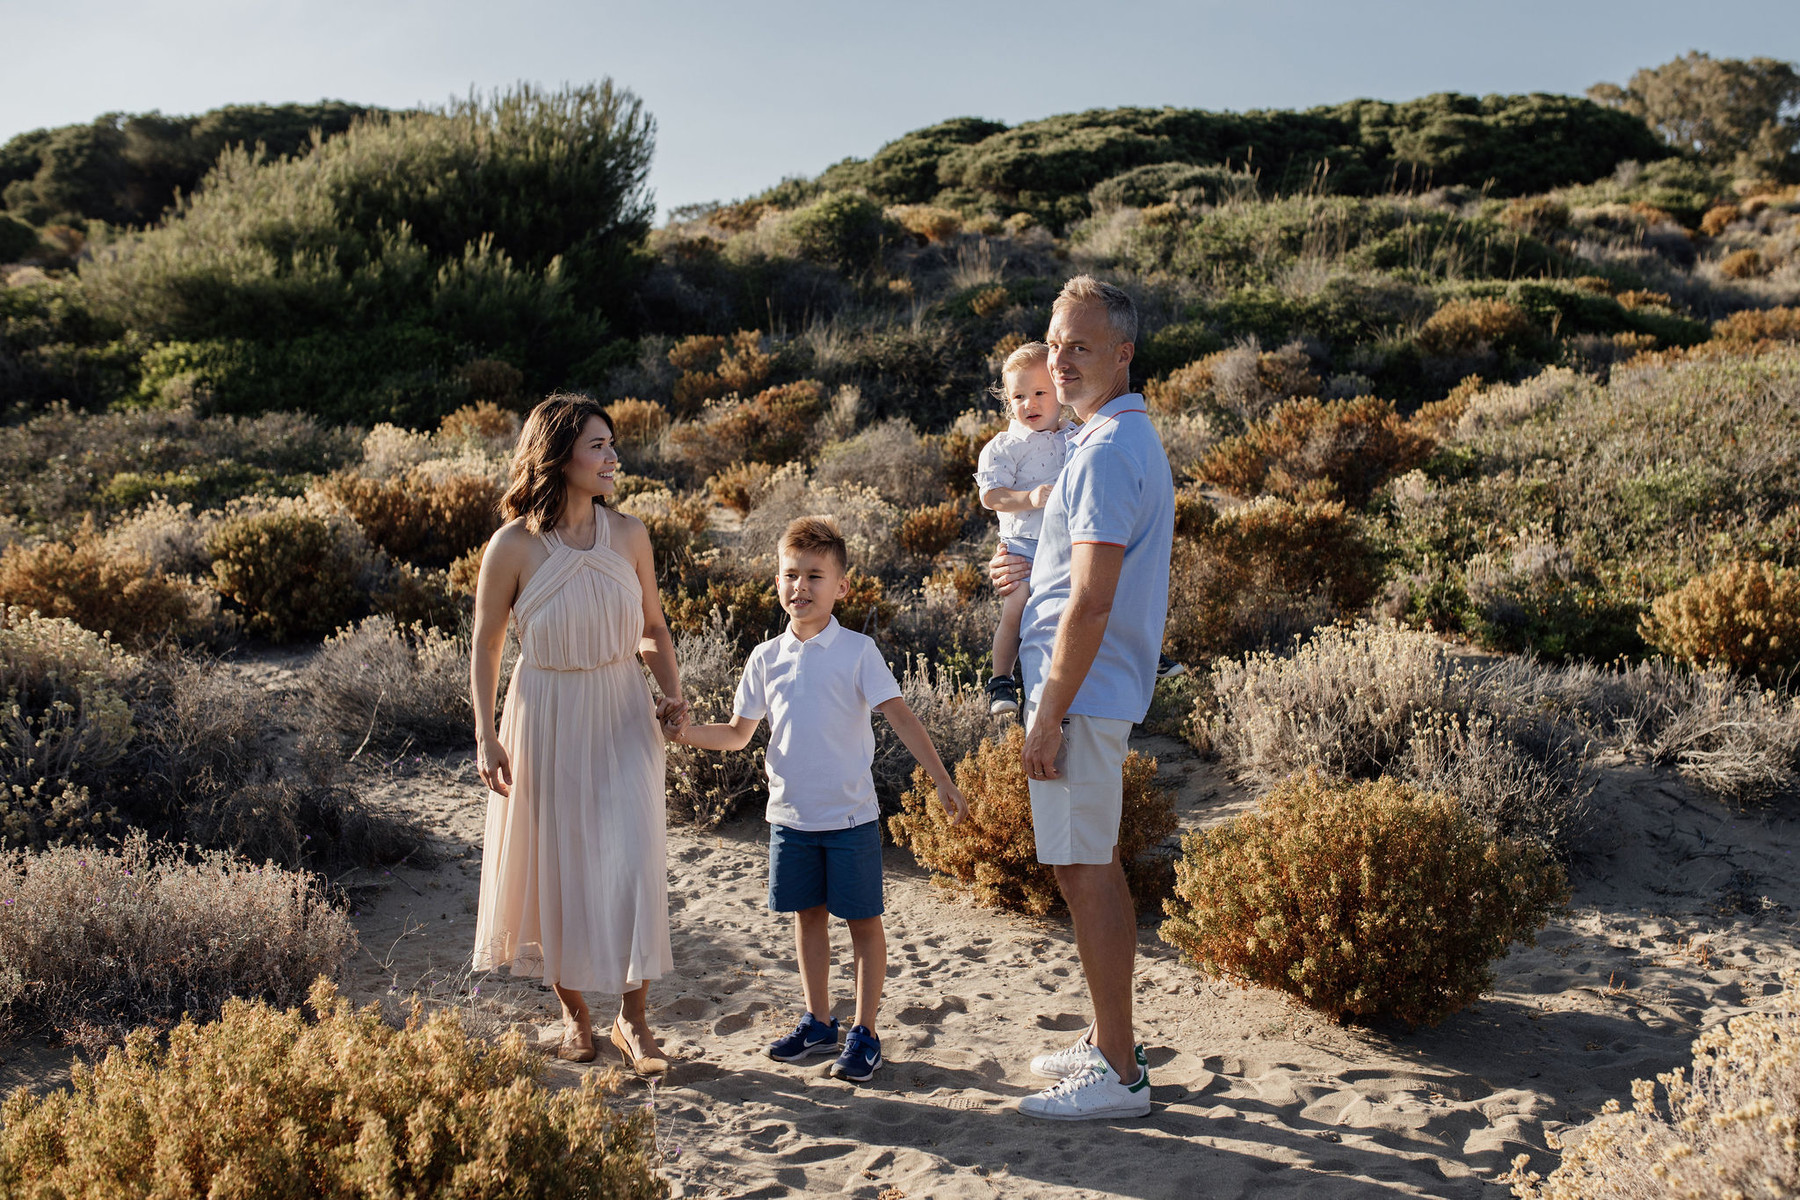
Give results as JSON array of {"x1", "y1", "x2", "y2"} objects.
[{"x1": 1019, "y1": 393, "x2": 1175, "y2": 723}]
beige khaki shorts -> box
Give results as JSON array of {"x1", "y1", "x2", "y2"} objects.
[{"x1": 1023, "y1": 702, "x2": 1133, "y2": 865}]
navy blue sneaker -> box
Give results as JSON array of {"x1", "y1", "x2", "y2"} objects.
[
  {"x1": 767, "y1": 1013, "x2": 839, "y2": 1062},
  {"x1": 830, "y1": 1024, "x2": 882, "y2": 1082}
]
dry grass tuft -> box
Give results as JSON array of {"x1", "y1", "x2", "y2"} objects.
[
  {"x1": 889, "y1": 723, "x2": 1176, "y2": 916},
  {"x1": 1508, "y1": 970, "x2": 1800, "y2": 1199},
  {"x1": 1161, "y1": 771, "x2": 1566, "y2": 1028},
  {"x1": 664, "y1": 613, "x2": 768, "y2": 827},
  {"x1": 0, "y1": 833, "x2": 354, "y2": 1046},
  {"x1": 300, "y1": 616, "x2": 475, "y2": 753},
  {"x1": 0, "y1": 978, "x2": 665, "y2": 1198}
]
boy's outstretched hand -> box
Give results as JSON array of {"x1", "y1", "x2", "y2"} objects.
[
  {"x1": 939, "y1": 782, "x2": 970, "y2": 826},
  {"x1": 655, "y1": 696, "x2": 690, "y2": 742}
]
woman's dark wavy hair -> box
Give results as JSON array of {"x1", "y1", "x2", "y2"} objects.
[{"x1": 501, "y1": 393, "x2": 614, "y2": 534}]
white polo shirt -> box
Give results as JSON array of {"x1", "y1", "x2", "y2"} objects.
[
  {"x1": 733, "y1": 617, "x2": 903, "y2": 831},
  {"x1": 974, "y1": 421, "x2": 1074, "y2": 543}
]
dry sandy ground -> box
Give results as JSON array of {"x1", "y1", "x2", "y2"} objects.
[{"x1": 324, "y1": 733, "x2": 1800, "y2": 1200}]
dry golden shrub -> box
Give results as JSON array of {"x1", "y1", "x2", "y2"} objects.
[
  {"x1": 1699, "y1": 203, "x2": 1742, "y2": 237},
  {"x1": 706, "y1": 460, "x2": 776, "y2": 515},
  {"x1": 1145, "y1": 344, "x2": 1322, "y2": 419},
  {"x1": 1194, "y1": 395, "x2": 1435, "y2": 504},
  {"x1": 1416, "y1": 298, "x2": 1535, "y2": 357},
  {"x1": 315, "y1": 468, "x2": 501, "y2": 567},
  {"x1": 0, "y1": 833, "x2": 354, "y2": 1044},
  {"x1": 438, "y1": 400, "x2": 519, "y2": 443},
  {"x1": 890, "y1": 723, "x2": 1177, "y2": 916},
  {"x1": 1715, "y1": 306, "x2": 1800, "y2": 344},
  {"x1": 669, "y1": 329, "x2": 772, "y2": 415},
  {"x1": 0, "y1": 521, "x2": 215, "y2": 647},
  {"x1": 0, "y1": 978, "x2": 664, "y2": 1199},
  {"x1": 1409, "y1": 375, "x2": 1485, "y2": 439},
  {"x1": 1640, "y1": 560, "x2": 1800, "y2": 682},
  {"x1": 989, "y1": 331, "x2": 1031, "y2": 365},
  {"x1": 969, "y1": 284, "x2": 1010, "y2": 319},
  {"x1": 1571, "y1": 276, "x2": 1614, "y2": 294},
  {"x1": 923, "y1": 563, "x2": 985, "y2": 605},
  {"x1": 448, "y1": 545, "x2": 483, "y2": 596},
  {"x1": 1500, "y1": 196, "x2": 1570, "y2": 234},
  {"x1": 1160, "y1": 771, "x2": 1567, "y2": 1027},
  {"x1": 899, "y1": 500, "x2": 967, "y2": 559},
  {"x1": 1164, "y1": 496, "x2": 1379, "y2": 662},
  {"x1": 205, "y1": 506, "x2": 370, "y2": 642},
  {"x1": 932, "y1": 413, "x2": 1009, "y2": 496},
  {"x1": 835, "y1": 568, "x2": 896, "y2": 635},
  {"x1": 1721, "y1": 248, "x2": 1769, "y2": 279},
  {"x1": 1614, "y1": 289, "x2": 1673, "y2": 311},
  {"x1": 888, "y1": 204, "x2": 963, "y2": 244},
  {"x1": 1507, "y1": 970, "x2": 1799, "y2": 1200},
  {"x1": 616, "y1": 487, "x2": 711, "y2": 582},
  {"x1": 663, "y1": 574, "x2": 784, "y2": 645},
  {"x1": 665, "y1": 380, "x2": 826, "y2": 482},
  {"x1": 607, "y1": 396, "x2": 671, "y2": 445}
]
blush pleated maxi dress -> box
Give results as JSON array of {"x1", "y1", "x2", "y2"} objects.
[{"x1": 473, "y1": 515, "x2": 672, "y2": 993}]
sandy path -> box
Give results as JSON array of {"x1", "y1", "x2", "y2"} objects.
[{"x1": 343, "y1": 738, "x2": 1800, "y2": 1199}]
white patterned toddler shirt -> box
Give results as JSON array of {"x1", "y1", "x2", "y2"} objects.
[{"x1": 973, "y1": 421, "x2": 1074, "y2": 543}]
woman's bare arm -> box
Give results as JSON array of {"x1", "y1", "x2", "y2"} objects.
[{"x1": 470, "y1": 522, "x2": 533, "y2": 795}]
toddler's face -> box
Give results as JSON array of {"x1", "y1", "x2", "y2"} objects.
[{"x1": 1006, "y1": 363, "x2": 1060, "y2": 432}]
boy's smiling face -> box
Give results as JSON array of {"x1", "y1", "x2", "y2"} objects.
[
  {"x1": 777, "y1": 548, "x2": 849, "y2": 626},
  {"x1": 1006, "y1": 361, "x2": 1060, "y2": 433}
]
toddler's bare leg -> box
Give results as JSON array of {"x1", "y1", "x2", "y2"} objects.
[
  {"x1": 991, "y1": 581, "x2": 1031, "y2": 677},
  {"x1": 846, "y1": 915, "x2": 887, "y2": 1031},
  {"x1": 794, "y1": 905, "x2": 832, "y2": 1021}
]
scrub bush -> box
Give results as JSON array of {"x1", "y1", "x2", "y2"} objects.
[
  {"x1": 1714, "y1": 306, "x2": 1800, "y2": 344},
  {"x1": 664, "y1": 613, "x2": 769, "y2": 826},
  {"x1": 662, "y1": 573, "x2": 783, "y2": 648},
  {"x1": 871, "y1": 655, "x2": 994, "y2": 808},
  {"x1": 0, "y1": 833, "x2": 354, "y2": 1045},
  {"x1": 1720, "y1": 248, "x2": 1767, "y2": 279},
  {"x1": 889, "y1": 723, "x2": 1177, "y2": 916},
  {"x1": 812, "y1": 417, "x2": 947, "y2": 508},
  {"x1": 706, "y1": 461, "x2": 776, "y2": 515},
  {"x1": 664, "y1": 380, "x2": 826, "y2": 482},
  {"x1": 669, "y1": 329, "x2": 772, "y2": 414},
  {"x1": 899, "y1": 499, "x2": 968, "y2": 560},
  {"x1": 1507, "y1": 971, "x2": 1800, "y2": 1200},
  {"x1": 204, "y1": 504, "x2": 373, "y2": 641},
  {"x1": 300, "y1": 617, "x2": 474, "y2": 752},
  {"x1": 1640, "y1": 560, "x2": 1800, "y2": 682},
  {"x1": 1206, "y1": 621, "x2": 1591, "y2": 850},
  {"x1": 1159, "y1": 772, "x2": 1566, "y2": 1027},
  {"x1": 1162, "y1": 497, "x2": 1381, "y2": 662},
  {"x1": 1145, "y1": 341, "x2": 1322, "y2": 423},
  {"x1": 315, "y1": 468, "x2": 502, "y2": 568},
  {"x1": 1601, "y1": 659, "x2": 1800, "y2": 805},
  {"x1": 0, "y1": 979, "x2": 665, "y2": 1199},
  {"x1": 0, "y1": 521, "x2": 219, "y2": 647},
  {"x1": 1415, "y1": 298, "x2": 1535, "y2": 356},
  {"x1": 1195, "y1": 395, "x2": 1435, "y2": 504},
  {"x1": 616, "y1": 487, "x2": 710, "y2": 584},
  {"x1": 607, "y1": 396, "x2": 672, "y2": 445},
  {"x1": 437, "y1": 399, "x2": 520, "y2": 445}
]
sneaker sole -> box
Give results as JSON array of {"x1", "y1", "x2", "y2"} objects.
[
  {"x1": 767, "y1": 1042, "x2": 840, "y2": 1063},
  {"x1": 830, "y1": 1053, "x2": 882, "y2": 1082},
  {"x1": 1156, "y1": 665, "x2": 1186, "y2": 679},
  {"x1": 1018, "y1": 1097, "x2": 1152, "y2": 1121},
  {"x1": 989, "y1": 701, "x2": 1019, "y2": 715}
]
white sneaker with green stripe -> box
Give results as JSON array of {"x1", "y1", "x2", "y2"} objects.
[
  {"x1": 1018, "y1": 1057, "x2": 1152, "y2": 1120},
  {"x1": 1030, "y1": 1032, "x2": 1147, "y2": 1080}
]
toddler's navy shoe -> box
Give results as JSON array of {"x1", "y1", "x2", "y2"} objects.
[
  {"x1": 1156, "y1": 653, "x2": 1187, "y2": 679},
  {"x1": 767, "y1": 1013, "x2": 839, "y2": 1062},
  {"x1": 986, "y1": 675, "x2": 1021, "y2": 715},
  {"x1": 830, "y1": 1024, "x2": 882, "y2": 1082}
]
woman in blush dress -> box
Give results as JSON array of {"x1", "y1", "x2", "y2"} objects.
[{"x1": 470, "y1": 392, "x2": 688, "y2": 1071}]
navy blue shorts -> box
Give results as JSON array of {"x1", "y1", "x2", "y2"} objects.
[{"x1": 768, "y1": 820, "x2": 884, "y2": 919}]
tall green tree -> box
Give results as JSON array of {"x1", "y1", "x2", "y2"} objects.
[{"x1": 1590, "y1": 52, "x2": 1800, "y2": 180}]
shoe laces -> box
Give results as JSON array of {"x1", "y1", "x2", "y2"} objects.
[{"x1": 1042, "y1": 1064, "x2": 1106, "y2": 1098}]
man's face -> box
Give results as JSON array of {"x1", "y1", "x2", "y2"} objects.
[{"x1": 1046, "y1": 300, "x2": 1132, "y2": 415}]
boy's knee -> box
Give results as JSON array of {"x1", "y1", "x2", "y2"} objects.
[
  {"x1": 793, "y1": 904, "x2": 829, "y2": 926},
  {"x1": 845, "y1": 915, "x2": 885, "y2": 940}
]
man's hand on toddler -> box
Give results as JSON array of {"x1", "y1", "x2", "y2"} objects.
[{"x1": 988, "y1": 543, "x2": 1031, "y2": 596}]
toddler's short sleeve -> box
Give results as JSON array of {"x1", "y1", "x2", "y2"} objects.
[
  {"x1": 1063, "y1": 444, "x2": 1140, "y2": 548},
  {"x1": 973, "y1": 434, "x2": 1016, "y2": 496},
  {"x1": 857, "y1": 641, "x2": 903, "y2": 709},
  {"x1": 732, "y1": 648, "x2": 769, "y2": 720}
]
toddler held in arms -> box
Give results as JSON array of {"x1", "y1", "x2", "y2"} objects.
[
  {"x1": 666, "y1": 516, "x2": 969, "y2": 1082},
  {"x1": 975, "y1": 341, "x2": 1073, "y2": 715}
]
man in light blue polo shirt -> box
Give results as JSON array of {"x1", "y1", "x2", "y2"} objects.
[{"x1": 994, "y1": 275, "x2": 1174, "y2": 1121}]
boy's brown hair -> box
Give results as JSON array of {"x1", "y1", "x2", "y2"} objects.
[{"x1": 779, "y1": 515, "x2": 848, "y2": 573}]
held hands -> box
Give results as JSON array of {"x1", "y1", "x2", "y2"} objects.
[
  {"x1": 477, "y1": 738, "x2": 513, "y2": 797},
  {"x1": 655, "y1": 695, "x2": 691, "y2": 743},
  {"x1": 987, "y1": 542, "x2": 1031, "y2": 597}
]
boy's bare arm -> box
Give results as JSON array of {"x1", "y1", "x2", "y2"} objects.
[
  {"x1": 981, "y1": 483, "x2": 1054, "y2": 513},
  {"x1": 669, "y1": 713, "x2": 759, "y2": 752},
  {"x1": 874, "y1": 698, "x2": 969, "y2": 824}
]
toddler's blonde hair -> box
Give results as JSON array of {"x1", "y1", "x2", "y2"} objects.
[{"x1": 990, "y1": 340, "x2": 1051, "y2": 403}]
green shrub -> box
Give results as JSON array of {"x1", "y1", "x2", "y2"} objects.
[
  {"x1": 1640, "y1": 560, "x2": 1800, "y2": 682},
  {"x1": 1507, "y1": 970, "x2": 1800, "y2": 1199},
  {"x1": 780, "y1": 191, "x2": 894, "y2": 272},
  {"x1": 0, "y1": 214, "x2": 39, "y2": 262},
  {"x1": 0, "y1": 833, "x2": 354, "y2": 1045},
  {"x1": 889, "y1": 723, "x2": 1177, "y2": 916},
  {"x1": 204, "y1": 504, "x2": 371, "y2": 641},
  {"x1": 1160, "y1": 771, "x2": 1567, "y2": 1027},
  {"x1": 0, "y1": 979, "x2": 665, "y2": 1199}
]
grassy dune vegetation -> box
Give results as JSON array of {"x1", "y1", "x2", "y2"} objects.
[{"x1": 1, "y1": 53, "x2": 1798, "y2": 1194}]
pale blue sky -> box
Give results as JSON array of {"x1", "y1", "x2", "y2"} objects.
[{"x1": 4, "y1": 0, "x2": 1797, "y2": 217}]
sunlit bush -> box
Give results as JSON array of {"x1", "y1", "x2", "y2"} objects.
[
  {"x1": 890, "y1": 724, "x2": 1176, "y2": 916},
  {"x1": 665, "y1": 380, "x2": 826, "y2": 482},
  {"x1": 204, "y1": 503, "x2": 374, "y2": 641},
  {"x1": 1640, "y1": 560, "x2": 1800, "y2": 682},
  {"x1": 0, "y1": 520, "x2": 219, "y2": 647},
  {"x1": 1195, "y1": 394, "x2": 1434, "y2": 504},
  {"x1": 1416, "y1": 298, "x2": 1535, "y2": 356},
  {"x1": 1160, "y1": 771, "x2": 1566, "y2": 1027}
]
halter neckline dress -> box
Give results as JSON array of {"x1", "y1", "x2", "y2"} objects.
[{"x1": 473, "y1": 512, "x2": 671, "y2": 992}]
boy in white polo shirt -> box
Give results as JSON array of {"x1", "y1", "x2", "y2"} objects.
[{"x1": 670, "y1": 516, "x2": 969, "y2": 1082}]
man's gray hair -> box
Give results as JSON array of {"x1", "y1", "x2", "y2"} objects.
[{"x1": 1052, "y1": 275, "x2": 1138, "y2": 345}]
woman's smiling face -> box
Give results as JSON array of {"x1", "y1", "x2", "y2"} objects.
[{"x1": 563, "y1": 414, "x2": 619, "y2": 497}]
